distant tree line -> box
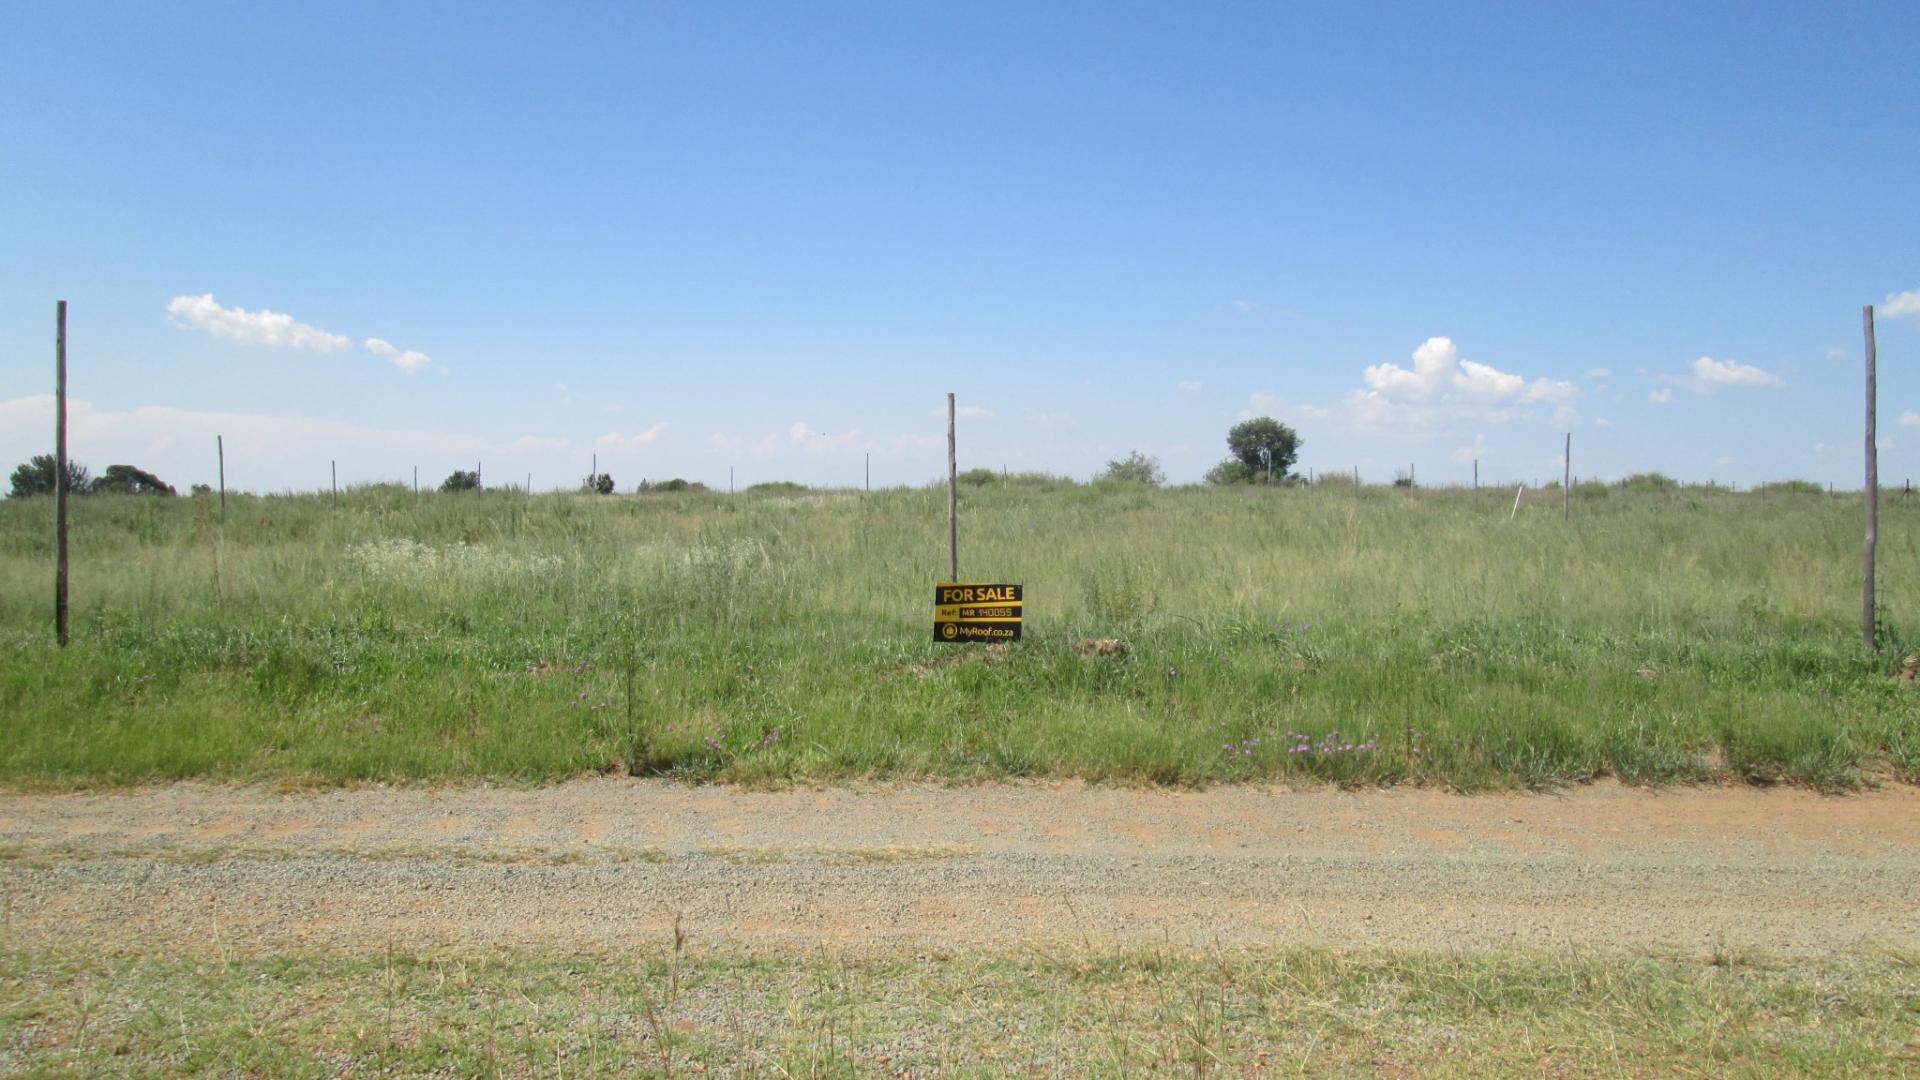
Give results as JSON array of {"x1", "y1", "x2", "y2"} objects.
[
  {"x1": 8, "y1": 456, "x2": 176, "y2": 498},
  {"x1": 1091, "y1": 417, "x2": 1303, "y2": 488}
]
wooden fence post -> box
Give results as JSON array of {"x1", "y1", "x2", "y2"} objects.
[
  {"x1": 1865, "y1": 304, "x2": 1879, "y2": 650},
  {"x1": 54, "y1": 301, "x2": 69, "y2": 647}
]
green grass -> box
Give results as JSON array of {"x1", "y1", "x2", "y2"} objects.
[
  {"x1": 3, "y1": 941, "x2": 1916, "y2": 1076},
  {"x1": 2, "y1": 482, "x2": 1918, "y2": 790}
]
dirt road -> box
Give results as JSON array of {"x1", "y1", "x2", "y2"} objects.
[{"x1": 4, "y1": 779, "x2": 1916, "y2": 955}]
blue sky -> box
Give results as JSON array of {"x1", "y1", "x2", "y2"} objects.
[{"x1": 2, "y1": 1, "x2": 1916, "y2": 492}]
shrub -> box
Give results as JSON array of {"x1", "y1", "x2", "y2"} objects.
[
  {"x1": 1757, "y1": 479, "x2": 1824, "y2": 496},
  {"x1": 745, "y1": 481, "x2": 807, "y2": 494},
  {"x1": 639, "y1": 478, "x2": 707, "y2": 493},
  {"x1": 1097, "y1": 451, "x2": 1164, "y2": 486},
  {"x1": 957, "y1": 468, "x2": 999, "y2": 486},
  {"x1": 439, "y1": 470, "x2": 480, "y2": 493},
  {"x1": 1205, "y1": 459, "x2": 1255, "y2": 486},
  {"x1": 1620, "y1": 472, "x2": 1678, "y2": 492},
  {"x1": 583, "y1": 472, "x2": 615, "y2": 495},
  {"x1": 92, "y1": 464, "x2": 176, "y2": 495}
]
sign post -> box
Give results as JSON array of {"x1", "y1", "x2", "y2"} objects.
[
  {"x1": 934, "y1": 583, "x2": 1022, "y2": 643},
  {"x1": 947, "y1": 392, "x2": 958, "y2": 581}
]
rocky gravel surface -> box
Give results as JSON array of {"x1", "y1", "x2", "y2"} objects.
[{"x1": 3, "y1": 779, "x2": 1916, "y2": 955}]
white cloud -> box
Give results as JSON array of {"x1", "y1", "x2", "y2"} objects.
[
  {"x1": 1649, "y1": 389, "x2": 1674, "y2": 404},
  {"x1": 1691, "y1": 356, "x2": 1782, "y2": 388},
  {"x1": 1552, "y1": 405, "x2": 1580, "y2": 427},
  {"x1": 167, "y1": 293, "x2": 350, "y2": 352},
  {"x1": 1454, "y1": 359, "x2": 1527, "y2": 400},
  {"x1": 1882, "y1": 288, "x2": 1920, "y2": 320},
  {"x1": 1361, "y1": 337, "x2": 1578, "y2": 405},
  {"x1": 1228, "y1": 299, "x2": 1260, "y2": 314},
  {"x1": 364, "y1": 337, "x2": 432, "y2": 374},
  {"x1": 1361, "y1": 337, "x2": 1455, "y2": 399},
  {"x1": 1595, "y1": 417, "x2": 1614, "y2": 429},
  {"x1": 1826, "y1": 346, "x2": 1847, "y2": 362},
  {"x1": 1178, "y1": 380, "x2": 1202, "y2": 393},
  {"x1": 1524, "y1": 378, "x2": 1580, "y2": 403},
  {"x1": 1900, "y1": 410, "x2": 1920, "y2": 431},
  {"x1": 595, "y1": 424, "x2": 668, "y2": 451},
  {"x1": 1584, "y1": 368, "x2": 1612, "y2": 380},
  {"x1": 1715, "y1": 455, "x2": 1736, "y2": 466},
  {"x1": 1452, "y1": 434, "x2": 1489, "y2": 462},
  {"x1": 791, "y1": 423, "x2": 862, "y2": 453},
  {"x1": 1296, "y1": 337, "x2": 1575, "y2": 438},
  {"x1": 711, "y1": 430, "x2": 781, "y2": 458},
  {"x1": 1814, "y1": 442, "x2": 1837, "y2": 457}
]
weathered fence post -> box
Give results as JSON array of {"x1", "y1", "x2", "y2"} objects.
[
  {"x1": 1865, "y1": 304, "x2": 1879, "y2": 650},
  {"x1": 54, "y1": 301, "x2": 69, "y2": 647}
]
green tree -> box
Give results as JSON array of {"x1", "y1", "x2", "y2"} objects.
[
  {"x1": 1098, "y1": 451, "x2": 1164, "y2": 486},
  {"x1": 1225, "y1": 417, "x2": 1301, "y2": 481},
  {"x1": 583, "y1": 472, "x2": 615, "y2": 494},
  {"x1": 440, "y1": 469, "x2": 480, "y2": 492},
  {"x1": 8, "y1": 455, "x2": 91, "y2": 498},
  {"x1": 92, "y1": 464, "x2": 176, "y2": 495}
]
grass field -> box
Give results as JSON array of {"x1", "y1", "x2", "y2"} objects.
[
  {"x1": 5, "y1": 941, "x2": 1916, "y2": 1076},
  {"x1": 2, "y1": 480, "x2": 1918, "y2": 790}
]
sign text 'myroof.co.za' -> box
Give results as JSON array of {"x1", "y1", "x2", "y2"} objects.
[{"x1": 933, "y1": 582, "x2": 1022, "y2": 642}]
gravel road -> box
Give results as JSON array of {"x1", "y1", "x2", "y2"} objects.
[{"x1": 4, "y1": 780, "x2": 1916, "y2": 955}]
